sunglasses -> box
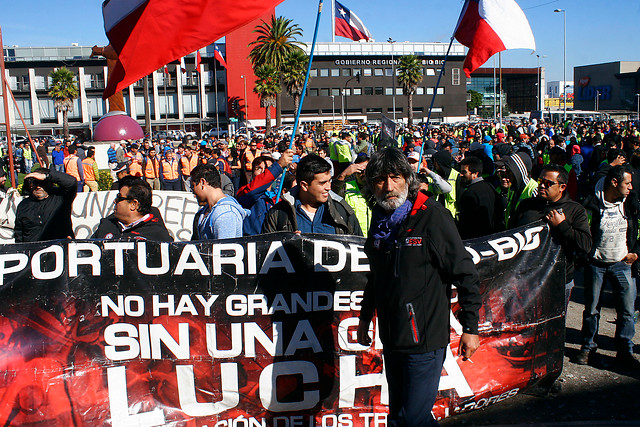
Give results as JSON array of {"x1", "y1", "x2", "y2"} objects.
[
  {"x1": 114, "y1": 194, "x2": 135, "y2": 204},
  {"x1": 537, "y1": 178, "x2": 561, "y2": 188}
]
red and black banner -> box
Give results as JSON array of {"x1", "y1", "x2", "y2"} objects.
[{"x1": 0, "y1": 222, "x2": 564, "y2": 425}]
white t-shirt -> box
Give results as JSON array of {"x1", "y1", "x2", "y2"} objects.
[{"x1": 593, "y1": 200, "x2": 628, "y2": 262}]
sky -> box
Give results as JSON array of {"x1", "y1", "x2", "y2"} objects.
[{"x1": 2, "y1": 0, "x2": 640, "y2": 82}]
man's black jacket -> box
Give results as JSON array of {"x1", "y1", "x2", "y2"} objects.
[
  {"x1": 92, "y1": 208, "x2": 172, "y2": 242},
  {"x1": 515, "y1": 193, "x2": 592, "y2": 282},
  {"x1": 14, "y1": 170, "x2": 77, "y2": 242},
  {"x1": 361, "y1": 191, "x2": 481, "y2": 353}
]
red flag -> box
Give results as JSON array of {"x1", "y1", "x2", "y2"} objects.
[
  {"x1": 214, "y1": 45, "x2": 227, "y2": 69},
  {"x1": 454, "y1": 0, "x2": 535, "y2": 77},
  {"x1": 195, "y1": 50, "x2": 202, "y2": 72},
  {"x1": 179, "y1": 57, "x2": 186, "y2": 73},
  {"x1": 102, "y1": 0, "x2": 284, "y2": 99}
]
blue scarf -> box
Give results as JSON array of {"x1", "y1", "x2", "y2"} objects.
[{"x1": 371, "y1": 200, "x2": 413, "y2": 249}]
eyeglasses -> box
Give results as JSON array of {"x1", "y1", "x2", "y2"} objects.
[
  {"x1": 537, "y1": 178, "x2": 561, "y2": 188},
  {"x1": 114, "y1": 194, "x2": 135, "y2": 204}
]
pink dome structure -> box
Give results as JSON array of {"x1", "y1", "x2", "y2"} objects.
[{"x1": 93, "y1": 111, "x2": 144, "y2": 141}]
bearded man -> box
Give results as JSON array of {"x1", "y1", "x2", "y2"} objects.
[{"x1": 357, "y1": 148, "x2": 481, "y2": 427}]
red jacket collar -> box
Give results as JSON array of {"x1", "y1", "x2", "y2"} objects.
[{"x1": 410, "y1": 191, "x2": 429, "y2": 216}]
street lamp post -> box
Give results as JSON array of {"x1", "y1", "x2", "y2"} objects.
[
  {"x1": 330, "y1": 95, "x2": 335, "y2": 127},
  {"x1": 388, "y1": 38, "x2": 397, "y2": 122},
  {"x1": 554, "y1": 9, "x2": 567, "y2": 122},
  {"x1": 595, "y1": 90, "x2": 600, "y2": 111},
  {"x1": 636, "y1": 93, "x2": 639, "y2": 121},
  {"x1": 240, "y1": 75, "x2": 248, "y2": 129},
  {"x1": 536, "y1": 54, "x2": 546, "y2": 112}
]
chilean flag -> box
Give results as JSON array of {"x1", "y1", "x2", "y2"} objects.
[
  {"x1": 335, "y1": 1, "x2": 372, "y2": 42},
  {"x1": 214, "y1": 45, "x2": 227, "y2": 69},
  {"x1": 195, "y1": 50, "x2": 202, "y2": 72},
  {"x1": 101, "y1": 0, "x2": 284, "y2": 99},
  {"x1": 454, "y1": 0, "x2": 535, "y2": 77}
]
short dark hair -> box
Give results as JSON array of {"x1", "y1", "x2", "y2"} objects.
[
  {"x1": 607, "y1": 148, "x2": 626, "y2": 163},
  {"x1": 68, "y1": 145, "x2": 77, "y2": 155},
  {"x1": 296, "y1": 154, "x2": 331, "y2": 185},
  {"x1": 118, "y1": 176, "x2": 152, "y2": 214},
  {"x1": 460, "y1": 156, "x2": 483, "y2": 175},
  {"x1": 252, "y1": 156, "x2": 273, "y2": 172},
  {"x1": 191, "y1": 163, "x2": 221, "y2": 189},
  {"x1": 87, "y1": 146, "x2": 95, "y2": 158},
  {"x1": 605, "y1": 165, "x2": 631, "y2": 190},
  {"x1": 540, "y1": 164, "x2": 569, "y2": 185}
]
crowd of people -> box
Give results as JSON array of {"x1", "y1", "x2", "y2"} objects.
[{"x1": 7, "y1": 116, "x2": 640, "y2": 425}]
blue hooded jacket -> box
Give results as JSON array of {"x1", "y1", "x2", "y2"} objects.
[{"x1": 195, "y1": 196, "x2": 250, "y2": 240}]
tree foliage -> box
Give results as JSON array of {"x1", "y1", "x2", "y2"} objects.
[
  {"x1": 397, "y1": 55, "x2": 423, "y2": 126},
  {"x1": 282, "y1": 49, "x2": 309, "y2": 115},
  {"x1": 467, "y1": 90, "x2": 484, "y2": 111},
  {"x1": 254, "y1": 64, "x2": 281, "y2": 135},
  {"x1": 48, "y1": 67, "x2": 79, "y2": 139}
]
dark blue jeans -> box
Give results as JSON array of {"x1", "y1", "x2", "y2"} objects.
[
  {"x1": 581, "y1": 261, "x2": 637, "y2": 354},
  {"x1": 383, "y1": 348, "x2": 446, "y2": 427}
]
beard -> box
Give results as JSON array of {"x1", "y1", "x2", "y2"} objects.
[{"x1": 376, "y1": 184, "x2": 409, "y2": 212}]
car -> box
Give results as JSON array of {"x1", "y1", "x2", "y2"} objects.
[{"x1": 202, "y1": 127, "x2": 228, "y2": 139}]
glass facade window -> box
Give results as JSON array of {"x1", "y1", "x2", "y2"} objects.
[
  {"x1": 352, "y1": 68, "x2": 362, "y2": 77},
  {"x1": 452, "y1": 68, "x2": 461, "y2": 86},
  {"x1": 375, "y1": 87, "x2": 383, "y2": 95},
  {"x1": 396, "y1": 88, "x2": 403, "y2": 95},
  {"x1": 344, "y1": 88, "x2": 351, "y2": 96},
  {"x1": 364, "y1": 87, "x2": 373, "y2": 95},
  {"x1": 341, "y1": 68, "x2": 351, "y2": 77},
  {"x1": 416, "y1": 87, "x2": 424, "y2": 95},
  {"x1": 320, "y1": 88, "x2": 330, "y2": 96},
  {"x1": 353, "y1": 88, "x2": 362, "y2": 95},
  {"x1": 374, "y1": 68, "x2": 384, "y2": 76},
  {"x1": 309, "y1": 88, "x2": 319, "y2": 96},
  {"x1": 331, "y1": 68, "x2": 340, "y2": 77},
  {"x1": 385, "y1": 68, "x2": 393, "y2": 77},
  {"x1": 363, "y1": 69, "x2": 372, "y2": 76},
  {"x1": 331, "y1": 88, "x2": 340, "y2": 96},
  {"x1": 310, "y1": 69, "x2": 318, "y2": 78},
  {"x1": 319, "y1": 69, "x2": 329, "y2": 77},
  {"x1": 385, "y1": 87, "x2": 393, "y2": 95},
  {"x1": 426, "y1": 69, "x2": 436, "y2": 76}
]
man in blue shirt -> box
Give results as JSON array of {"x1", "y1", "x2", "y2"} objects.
[{"x1": 51, "y1": 143, "x2": 65, "y2": 172}]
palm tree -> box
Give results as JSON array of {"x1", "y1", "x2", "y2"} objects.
[
  {"x1": 282, "y1": 49, "x2": 309, "y2": 115},
  {"x1": 253, "y1": 64, "x2": 281, "y2": 135},
  {"x1": 48, "y1": 67, "x2": 79, "y2": 139},
  {"x1": 249, "y1": 16, "x2": 305, "y2": 127},
  {"x1": 397, "y1": 55, "x2": 423, "y2": 127}
]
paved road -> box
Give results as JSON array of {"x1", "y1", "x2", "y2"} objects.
[{"x1": 441, "y1": 273, "x2": 640, "y2": 426}]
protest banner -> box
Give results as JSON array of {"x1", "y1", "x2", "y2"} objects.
[
  {"x1": 0, "y1": 190, "x2": 200, "y2": 243},
  {"x1": 0, "y1": 222, "x2": 564, "y2": 425}
]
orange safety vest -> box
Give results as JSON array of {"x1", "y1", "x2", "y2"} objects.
[
  {"x1": 180, "y1": 155, "x2": 199, "y2": 177},
  {"x1": 144, "y1": 156, "x2": 160, "y2": 179},
  {"x1": 161, "y1": 159, "x2": 180, "y2": 181},
  {"x1": 81, "y1": 157, "x2": 97, "y2": 182},
  {"x1": 128, "y1": 152, "x2": 144, "y2": 177},
  {"x1": 64, "y1": 155, "x2": 81, "y2": 181}
]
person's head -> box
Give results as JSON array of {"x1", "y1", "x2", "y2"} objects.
[
  {"x1": 365, "y1": 148, "x2": 419, "y2": 213},
  {"x1": 68, "y1": 145, "x2": 77, "y2": 155},
  {"x1": 190, "y1": 163, "x2": 222, "y2": 205},
  {"x1": 604, "y1": 165, "x2": 633, "y2": 200},
  {"x1": 87, "y1": 146, "x2": 96, "y2": 159},
  {"x1": 252, "y1": 156, "x2": 274, "y2": 177},
  {"x1": 114, "y1": 176, "x2": 152, "y2": 224},
  {"x1": 54, "y1": 143, "x2": 62, "y2": 151},
  {"x1": 548, "y1": 146, "x2": 567, "y2": 165},
  {"x1": 0, "y1": 170, "x2": 6, "y2": 187},
  {"x1": 23, "y1": 169, "x2": 52, "y2": 200},
  {"x1": 459, "y1": 156, "x2": 483, "y2": 187},
  {"x1": 296, "y1": 154, "x2": 332, "y2": 206},
  {"x1": 354, "y1": 154, "x2": 369, "y2": 185},
  {"x1": 607, "y1": 148, "x2": 626, "y2": 166},
  {"x1": 358, "y1": 131, "x2": 369, "y2": 141},
  {"x1": 537, "y1": 165, "x2": 568, "y2": 203},
  {"x1": 317, "y1": 146, "x2": 328, "y2": 158},
  {"x1": 407, "y1": 151, "x2": 421, "y2": 172},
  {"x1": 149, "y1": 147, "x2": 157, "y2": 158},
  {"x1": 165, "y1": 149, "x2": 174, "y2": 160}
]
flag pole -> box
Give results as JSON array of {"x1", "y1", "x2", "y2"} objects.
[
  {"x1": 213, "y1": 53, "x2": 220, "y2": 135},
  {"x1": 419, "y1": 36, "x2": 455, "y2": 162},
  {"x1": 274, "y1": 0, "x2": 324, "y2": 203},
  {"x1": 0, "y1": 26, "x2": 17, "y2": 188},
  {"x1": 331, "y1": 0, "x2": 335, "y2": 42}
]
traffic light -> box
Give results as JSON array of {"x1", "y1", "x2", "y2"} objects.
[{"x1": 356, "y1": 72, "x2": 361, "y2": 83}]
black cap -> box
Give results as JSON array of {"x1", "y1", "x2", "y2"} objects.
[{"x1": 113, "y1": 162, "x2": 129, "y2": 174}]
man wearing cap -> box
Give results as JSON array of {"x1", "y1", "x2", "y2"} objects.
[
  {"x1": 51, "y1": 143, "x2": 65, "y2": 173},
  {"x1": 110, "y1": 162, "x2": 130, "y2": 190}
]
